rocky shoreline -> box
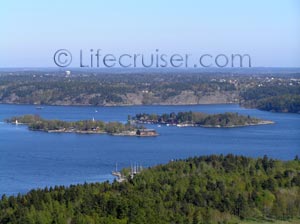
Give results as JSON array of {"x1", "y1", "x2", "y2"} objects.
[
  {"x1": 133, "y1": 120, "x2": 275, "y2": 128},
  {"x1": 28, "y1": 127, "x2": 158, "y2": 137}
]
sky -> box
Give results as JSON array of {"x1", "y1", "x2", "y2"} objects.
[{"x1": 0, "y1": 0, "x2": 299, "y2": 68}]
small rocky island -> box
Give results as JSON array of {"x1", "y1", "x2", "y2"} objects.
[
  {"x1": 131, "y1": 111, "x2": 274, "y2": 128},
  {"x1": 5, "y1": 115, "x2": 158, "y2": 137}
]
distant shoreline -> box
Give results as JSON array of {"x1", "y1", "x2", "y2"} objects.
[
  {"x1": 1, "y1": 72, "x2": 299, "y2": 113},
  {"x1": 0, "y1": 102, "x2": 236, "y2": 107}
]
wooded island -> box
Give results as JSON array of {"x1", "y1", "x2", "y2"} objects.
[
  {"x1": 131, "y1": 111, "x2": 274, "y2": 128},
  {"x1": 5, "y1": 115, "x2": 158, "y2": 137}
]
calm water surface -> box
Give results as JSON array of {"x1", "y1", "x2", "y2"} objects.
[{"x1": 0, "y1": 104, "x2": 299, "y2": 195}]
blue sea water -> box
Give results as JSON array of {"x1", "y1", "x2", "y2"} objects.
[{"x1": 0, "y1": 104, "x2": 299, "y2": 196}]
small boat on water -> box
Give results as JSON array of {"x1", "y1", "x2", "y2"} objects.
[{"x1": 36, "y1": 106, "x2": 44, "y2": 110}]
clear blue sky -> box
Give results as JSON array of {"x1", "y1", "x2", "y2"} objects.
[{"x1": 0, "y1": 0, "x2": 299, "y2": 67}]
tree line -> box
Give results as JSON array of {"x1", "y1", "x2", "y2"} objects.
[
  {"x1": 1, "y1": 154, "x2": 299, "y2": 223},
  {"x1": 240, "y1": 85, "x2": 300, "y2": 113}
]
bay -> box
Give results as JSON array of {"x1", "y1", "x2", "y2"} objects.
[{"x1": 0, "y1": 104, "x2": 299, "y2": 196}]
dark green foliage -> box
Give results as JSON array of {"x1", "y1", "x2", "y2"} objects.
[
  {"x1": 133, "y1": 111, "x2": 265, "y2": 127},
  {"x1": 253, "y1": 95, "x2": 300, "y2": 113},
  {"x1": 1, "y1": 155, "x2": 300, "y2": 223},
  {"x1": 241, "y1": 86, "x2": 300, "y2": 113}
]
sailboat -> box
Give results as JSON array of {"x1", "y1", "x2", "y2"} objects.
[
  {"x1": 112, "y1": 163, "x2": 125, "y2": 182},
  {"x1": 111, "y1": 163, "x2": 121, "y2": 177}
]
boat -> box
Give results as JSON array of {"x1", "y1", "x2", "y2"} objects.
[
  {"x1": 35, "y1": 106, "x2": 44, "y2": 110},
  {"x1": 111, "y1": 163, "x2": 126, "y2": 182},
  {"x1": 112, "y1": 163, "x2": 121, "y2": 177}
]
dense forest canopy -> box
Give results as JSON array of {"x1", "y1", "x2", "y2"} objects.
[
  {"x1": 240, "y1": 85, "x2": 300, "y2": 113},
  {"x1": 0, "y1": 154, "x2": 299, "y2": 224}
]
